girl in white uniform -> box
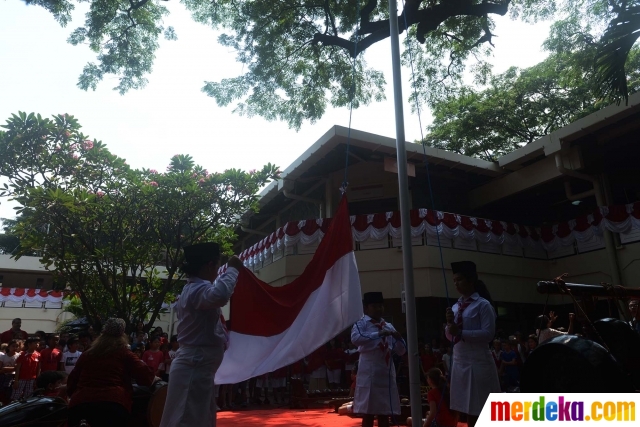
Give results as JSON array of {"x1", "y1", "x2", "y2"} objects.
[
  {"x1": 160, "y1": 242, "x2": 243, "y2": 427},
  {"x1": 445, "y1": 261, "x2": 500, "y2": 427},
  {"x1": 351, "y1": 292, "x2": 406, "y2": 427}
]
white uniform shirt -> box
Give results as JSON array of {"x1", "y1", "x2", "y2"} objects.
[
  {"x1": 445, "y1": 293, "x2": 496, "y2": 344},
  {"x1": 176, "y1": 268, "x2": 238, "y2": 347},
  {"x1": 350, "y1": 315, "x2": 406, "y2": 416}
]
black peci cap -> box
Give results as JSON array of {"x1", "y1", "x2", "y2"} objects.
[
  {"x1": 183, "y1": 242, "x2": 220, "y2": 267},
  {"x1": 451, "y1": 261, "x2": 477, "y2": 276},
  {"x1": 363, "y1": 292, "x2": 384, "y2": 305}
]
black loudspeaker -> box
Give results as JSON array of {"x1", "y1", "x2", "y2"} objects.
[{"x1": 520, "y1": 334, "x2": 636, "y2": 393}]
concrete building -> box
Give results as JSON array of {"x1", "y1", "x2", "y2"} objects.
[
  {"x1": 232, "y1": 93, "x2": 640, "y2": 339},
  {"x1": 2, "y1": 94, "x2": 639, "y2": 338}
]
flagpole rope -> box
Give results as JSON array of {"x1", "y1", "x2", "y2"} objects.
[
  {"x1": 399, "y1": 0, "x2": 450, "y2": 308},
  {"x1": 342, "y1": 0, "x2": 362, "y2": 192},
  {"x1": 399, "y1": 1, "x2": 454, "y2": 416}
]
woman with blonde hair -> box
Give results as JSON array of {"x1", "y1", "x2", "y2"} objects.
[{"x1": 66, "y1": 318, "x2": 156, "y2": 427}]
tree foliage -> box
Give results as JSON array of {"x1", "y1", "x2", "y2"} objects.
[
  {"x1": 0, "y1": 111, "x2": 279, "y2": 330},
  {"x1": 21, "y1": 0, "x2": 568, "y2": 129},
  {"x1": 422, "y1": 17, "x2": 640, "y2": 161},
  {"x1": 595, "y1": 2, "x2": 640, "y2": 103}
]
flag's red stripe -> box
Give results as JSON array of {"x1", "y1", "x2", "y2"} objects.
[{"x1": 229, "y1": 196, "x2": 353, "y2": 337}]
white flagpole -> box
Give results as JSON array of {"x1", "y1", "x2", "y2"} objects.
[{"x1": 388, "y1": 0, "x2": 424, "y2": 424}]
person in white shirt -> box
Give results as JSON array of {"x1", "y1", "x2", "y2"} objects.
[
  {"x1": 0, "y1": 339, "x2": 20, "y2": 398},
  {"x1": 160, "y1": 242, "x2": 242, "y2": 427},
  {"x1": 445, "y1": 261, "x2": 500, "y2": 427},
  {"x1": 60, "y1": 337, "x2": 82, "y2": 374},
  {"x1": 351, "y1": 292, "x2": 406, "y2": 427}
]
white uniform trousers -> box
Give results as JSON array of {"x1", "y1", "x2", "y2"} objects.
[{"x1": 160, "y1": 345, "x2": 224, "y2": 427}]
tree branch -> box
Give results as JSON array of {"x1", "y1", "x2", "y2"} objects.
[{"x1": 313, "y1": 0, "x2": 511, "y2": 57}]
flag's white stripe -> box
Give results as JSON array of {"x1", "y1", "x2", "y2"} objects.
[{"x1": 215, "y1": 252, "x2": 363, "y2": 385}]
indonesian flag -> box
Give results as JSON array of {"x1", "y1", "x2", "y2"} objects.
[{"x1": 215, "y1": 195, "x2": 363, "y2": 384}]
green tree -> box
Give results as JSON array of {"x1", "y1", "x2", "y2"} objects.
[
  {"x1": 422, "y1": 18, "x2": 640, "y2": 161},
  {"x1": 595, "y1": 2, "x2": 640, "y2": 103},
  {"x1": 0, "y1": 111, "x2": 279, "y2": 330},
  {"x1": 20, "y1": 0, "x2": 571, "y2": 130}
]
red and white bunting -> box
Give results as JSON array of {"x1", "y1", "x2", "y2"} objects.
[
  {"x1": 0, "y1": 288, "x2": 65, "y2": 303},
  {"x1": 219, "y1": 202, "x2": 640, "y2": 273}
]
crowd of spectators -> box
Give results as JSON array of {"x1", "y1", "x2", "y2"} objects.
[{"x1": 0, "y1": 299, "x2": 635, "y2": 415}]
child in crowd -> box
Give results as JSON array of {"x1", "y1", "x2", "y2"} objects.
[
  {"x1": 40, "y1": 334, "x2": 62, "y2": 372},
  {"x1": 131, "y1": 332, "x2": 147, "y2": 352},
  {"x1": 423, "y1": 368, "x2": 458, "y2": 427},
  {"x1": 142, "y1": 336, "x2": 163, "y2": 375},
  {"x1": 58, "y1": 333, "x2": 69, "y2": 352},
  {"x1": 134, "y1": 347, "x2": 144, "y2": 359},
  {"x1": 0, "y1": 340, "x2": 20, "y2": 405},
  {"x1": 0, "y1": 343, "x2": 7, "y2": 354},
  {"x1": 12, "y1": 337, "x2": 41, "y2": 401},
  {"x1": 60, "y1": 338, "x2": 82, "y2": 374},
  {"x1": 78, "y1": 331, "x2": 92, "y2": 351},
  {"x1": 35, "y1": 370, "x2": 68, "y2": 400},
  {"x1": 499, "y1": 341, "x2": 520, "y2": 390}
]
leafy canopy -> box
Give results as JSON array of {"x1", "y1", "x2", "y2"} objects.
[
  {"x1": 422, "y1": 17, "x2": 640, "y2": 161},
  {"x1": 0, "y1": 111, "x2": 279, "y2": 329},
  {"x1": 21, "y1": 0, "x2": 565, "y2": 130}
]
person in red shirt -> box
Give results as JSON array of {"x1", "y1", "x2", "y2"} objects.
[
  {"x1": 423, "y1": 368, "x2": 458, "y2": 427},
  {"x1": 67, "y1": 318, "x2": 156, "y2": 427},
  {"x1": 12, "y1": 337, "x2": 41, "y2": 400},
  {"x1": 141, "y1": 336, "x2": 163, "y2": 375},
  {"x1": 420, "y1": 344, "x2": 437, "y2": 375},
  {"x1": 40, "y1": 334, "x2": 62, "y2": 372},
  {"x1": 1, "y1": 318, "x2": 29, "y2": 344}
]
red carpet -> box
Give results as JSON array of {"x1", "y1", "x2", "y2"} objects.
[
  {"x1": 217, "y1": 408, "x2": 362, "y2": 426},
  {"x1": 217, "y1": 408, "x2": 469, "y2": 427}
]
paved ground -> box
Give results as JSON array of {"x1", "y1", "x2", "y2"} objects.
[
  {"x1": 217, "y1": 408, "x2": 363, "y2": 427},
  {"x1": 217, "y1": 408, "x2": 469, "y2": 427}
]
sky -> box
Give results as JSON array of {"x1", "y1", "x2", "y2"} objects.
[{"x1": 0, "y1": 1, "x2": 551, "y2": 223}]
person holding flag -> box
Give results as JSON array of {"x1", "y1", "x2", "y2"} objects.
[
  {"x1": 445, "y1": 261, "x2": 500, "y2": 427},
  {"x1": 351, "y1": 292, "x2": 406, "y2": 427},
  {"x1": 160, "y1": 242, "x2": 243, "y2": 427}
]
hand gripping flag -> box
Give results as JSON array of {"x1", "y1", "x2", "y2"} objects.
[{"x1": 215, "y1": 195, "x2": 363, "y2": 384}]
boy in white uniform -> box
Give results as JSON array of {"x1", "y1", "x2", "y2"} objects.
[
  {"x1": 351, "y1": 292, "x2": 406, "y2": 427},
  {"x1": 160, "y1": 242, "x2": 242, "y2": 427}
]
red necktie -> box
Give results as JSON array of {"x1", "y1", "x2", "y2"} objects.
[
  {"x1": 370, "y1": 319, "x2": 391, "y2": 365},
  {"x1": 452, "y1": 299, "x2": 471, "y2": 344}
]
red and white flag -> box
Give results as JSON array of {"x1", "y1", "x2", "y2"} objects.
[{"x1": 215, "y1": 196, "x2": 362, "y2": 384}]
